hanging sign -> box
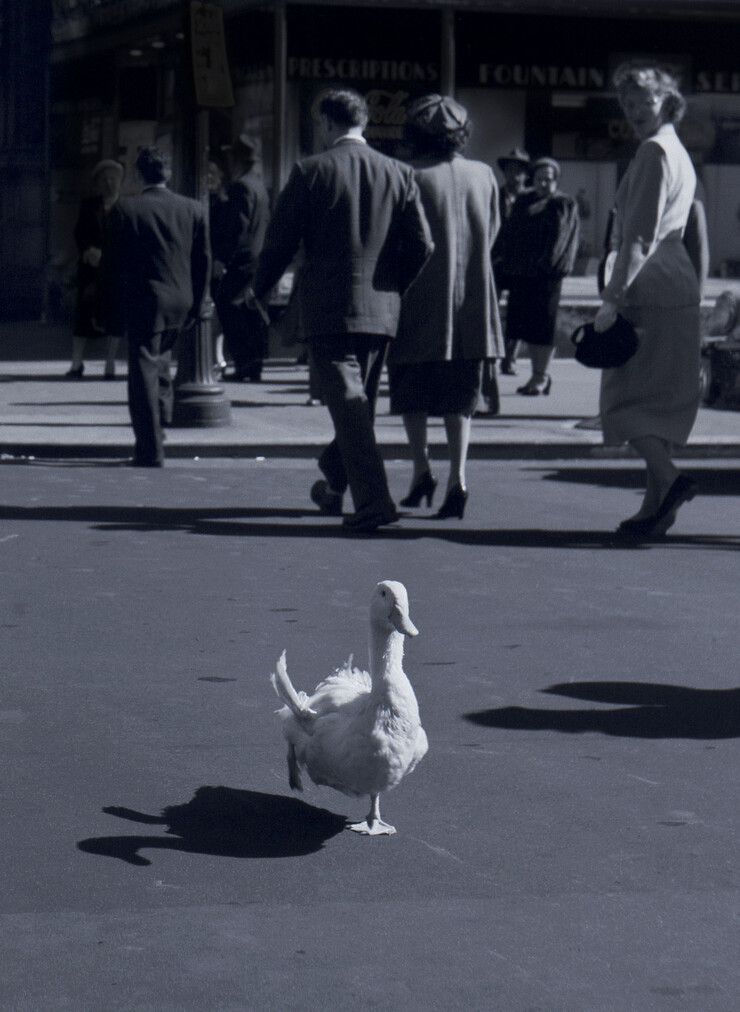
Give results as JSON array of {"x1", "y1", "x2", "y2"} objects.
[{"x1": 189, "y1": 2, "x2": 234, "y2": 108}]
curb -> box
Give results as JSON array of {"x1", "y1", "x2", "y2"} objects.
[{"x1": 2, "y1": 441, "x2": 740, "y2": 463}]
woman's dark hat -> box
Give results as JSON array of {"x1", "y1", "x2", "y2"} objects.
[
  {"x1": 497, "y1": 147, "x2": 530, "y2": 170},
  {"x1": 407, "y1": 94, "x2": 469, "y2": 136}
]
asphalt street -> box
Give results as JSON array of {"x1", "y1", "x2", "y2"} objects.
[{"x1": 1, "y1": 455, "x2": 739, "y2": 1010}]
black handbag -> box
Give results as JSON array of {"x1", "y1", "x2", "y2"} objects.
[{"x1": 571, "y1": 314, "x2": 638, "y2": 369}]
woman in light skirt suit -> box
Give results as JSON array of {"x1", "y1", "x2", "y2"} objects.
[{"x1": 596, "y1": 64, "x2": 701, "y2": 539}]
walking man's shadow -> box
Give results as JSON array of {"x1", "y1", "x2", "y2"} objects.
[
  {"x1": 78, "y1": 786, "x2": 347, "y2": 865},
  {"x1": 464, "y1": 682, "x2": 740, "y2": 740}
]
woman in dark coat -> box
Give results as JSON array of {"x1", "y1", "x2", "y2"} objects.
[
  {"x1": 494, "y1": 157, "x2": 579, "y2": 396},
  {"x1": 388, "y1": 94, "x2": 504, "y2": 519},
  {"x1": 67, "y1": 160, "x2": 123, "y2": 378}
]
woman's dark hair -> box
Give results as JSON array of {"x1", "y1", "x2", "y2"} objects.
[
  {"x1": 613, "y1": 63, "x2": 687, "y2": 125},
  {"x1": 317, "y1": 88, "x2": 368, "y2": 129},
  {"x1": 135, "y1": 145, "x2": 171, "y2": 185},
  {"x1": 402, "y1": 119, "x2": 471, "y2": 159}
]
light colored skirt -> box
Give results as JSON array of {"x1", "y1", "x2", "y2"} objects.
[{"x1": 600, "y1": 303, "x2": 701, "y2": 447}]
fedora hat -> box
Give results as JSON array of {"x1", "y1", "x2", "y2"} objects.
[
  {"x1": 531, "y1": 156, "x2": 561, "y2": 179},
  {"x1": 232, "y1": 133, "x2": 262, "y2": 162},
  {"x1": 496, "y1": 147, "x2": 530, "y2": 170}
]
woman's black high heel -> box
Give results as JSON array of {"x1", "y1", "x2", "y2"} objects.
[
  {"x1": 400, "y1": 471, "x2": 438, "y2": 508},
  {"x1": 516, "y1": 373, "x2": 551, "y2": 396},
  {"x1": 434, "y1": 484, "x2": 468, "y2": 520}
]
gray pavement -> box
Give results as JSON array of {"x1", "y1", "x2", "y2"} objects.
[
  {"x1": 1, "y1": 355, "x2": 740, "y2": 462},
  {"x1": 1, "y1": 455, "x2": 740, "y2": 1010}
]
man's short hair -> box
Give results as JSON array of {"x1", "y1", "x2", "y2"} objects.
[
  {"x1": 317, "y1": 88, "x2": 368, "y2": 129},
  {"x1": 135, "y1": 145, "x2": 171, "y2": 185}
]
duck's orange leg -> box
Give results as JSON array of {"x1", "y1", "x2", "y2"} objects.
[{"x1": 347, "y1": 794, "x2": 396, "y2": 835}]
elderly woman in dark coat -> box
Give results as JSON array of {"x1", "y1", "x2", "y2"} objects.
[
  {"x1": 388, "y1": 95, "x2": 505, "y2": 519},
  {"x1": 67, "y1": 160, "x2": 124, "y2": 379},
  {"x1": 493, "y1": 156, "x2": 579, "y2": 396}
]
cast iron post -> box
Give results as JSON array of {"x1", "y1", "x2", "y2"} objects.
[{"x1": 172, "y1": 3, "x2": 231, "y2": 427}]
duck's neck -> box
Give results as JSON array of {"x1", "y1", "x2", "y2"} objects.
[{"x1": 369, "y1": 626, "x2": 405, "y2": 697}]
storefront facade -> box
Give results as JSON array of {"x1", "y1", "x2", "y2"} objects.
[{"x1": 40, "y1": 0, "x2": 740, "y2": 321}]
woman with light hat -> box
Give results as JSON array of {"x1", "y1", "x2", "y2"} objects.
[
  {"x1": 388, "y1": 93, "x2": 505, "y2": 519},
  {"x1": 67, "y1": 159, "x2": 124, "y2": 379},
  {"x1": 494, "y1": 155, "x2": 579, "y2": 395}
]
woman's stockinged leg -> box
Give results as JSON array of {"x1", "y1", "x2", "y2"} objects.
[
  {"x1": 402, "y1": 412, "x2": 431, "y2": 483},
  {"x1": 629, "y1": 435, "x2": 679, "y2": 519},
  {"x1": 70, "y1": 335, "x2": 86, "y2": 369},
  {"x1": 443, "y1": 413, "x2": 471, "y2": 492}
]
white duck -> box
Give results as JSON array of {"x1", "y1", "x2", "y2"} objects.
[{"x1": 270, "y1": 580, "x2": 428, "y2": 835}]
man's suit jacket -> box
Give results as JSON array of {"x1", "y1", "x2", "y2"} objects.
[
  {"x1": 253, "y1": 138, "x2": 433, "y2": 339},
  {"x1": 104, "y1": 186, "x2": 210, "y2": 336}
]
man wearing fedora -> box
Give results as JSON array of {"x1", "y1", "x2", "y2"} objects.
[
  {"x1": 497, "y1": 147, "x2": 531, "y2": 223},
  {"x1": 250, "y1": 87, "x2": 433, "y2": 532},
  {"x1": 103, "y1": 145, "x2": 210, "y2": 467},
  {"x1": 215, "y1": 134, "x2": 271, "y2": 382},
  {"x1": 493, "y1": 147, "x2": 532, "y2": 375}
]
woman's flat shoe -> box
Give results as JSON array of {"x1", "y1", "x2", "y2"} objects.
[
  {"x1": 434, "y1": 484, "x2": 468, "y2": 520},
  {"x1": 516, "y1": 374, "x2": 551, "y2": 396},
  {"x1": 65, "y1": 365, "x2": 84, "y2": 379},
  {"x1": 400, "y1": 471, "x2": 438, "y2": 508}
]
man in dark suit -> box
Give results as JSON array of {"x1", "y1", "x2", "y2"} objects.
[
  {"x1": 104, "y1": 146, "x2": 210, "y2": 466},
  {"x1": 214, "y1": 134, "x2": 270, "y2": 382},
  {"x1": 250, "y1": 88, "x2": 433, "y2": 532}
]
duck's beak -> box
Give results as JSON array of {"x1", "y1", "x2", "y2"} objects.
[{"x1": 390, "y1": 604, "x2": 418, "y2": 637}]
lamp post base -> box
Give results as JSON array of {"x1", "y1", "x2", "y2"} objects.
[
  {"x1": 171, "y1": 382, "x2": 232, "y2": 427},
  {"x1": 172, "y1": 298, "x2": 231, "y2": 428}
]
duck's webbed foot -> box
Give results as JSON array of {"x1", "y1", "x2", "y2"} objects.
[{"x1": 347, "y1": 795, "x2": 396, "y2": 835}]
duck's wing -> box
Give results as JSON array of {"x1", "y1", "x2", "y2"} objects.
[
  {"x1": 308, "y1": 656, "x2": 371, "y2": 710},
  {"x1": 411, "y1": 725, "x2": 429, "y2": 767}
]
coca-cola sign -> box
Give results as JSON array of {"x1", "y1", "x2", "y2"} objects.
[{"x1": 365, "y1": 90, "x2": 409, "y2": 141}]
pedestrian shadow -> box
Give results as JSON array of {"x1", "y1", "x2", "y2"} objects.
[
  {"x1": 77, "y1": 786, "x2": 348, "y2": 865},
  {"x1": 464, "y1": 681, "x2": 740, "y2": 740},
  {"x1": 0, "y1": 503, "x2": 739, "y2": 549},
  {"x1": 538, "y1": 466, "x2": 740, "y2": 496}
]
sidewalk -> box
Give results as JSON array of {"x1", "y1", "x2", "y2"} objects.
[{"x1": 2, "y1": 356, "x2": 740, "y2": 461}]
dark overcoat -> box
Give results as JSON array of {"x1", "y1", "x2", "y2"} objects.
[{"x1": 215, "y1": 168, "x2": 270, "y2": 306}]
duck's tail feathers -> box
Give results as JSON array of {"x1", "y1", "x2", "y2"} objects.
[{"x1": 271, "y1": 650, "x2": 317, "y2": 718}]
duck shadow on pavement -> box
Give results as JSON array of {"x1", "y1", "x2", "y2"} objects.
[
  {"x1": 77, "y1": 786, "x2": 348, "y2": 865},
  {"x1": 464, "y1": 681, "x2": 740, "y2": 740}
]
